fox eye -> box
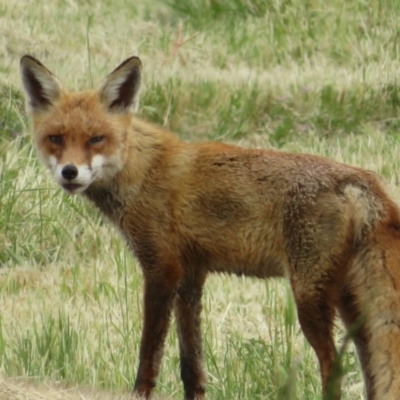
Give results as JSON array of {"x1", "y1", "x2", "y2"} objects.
[
  {"x1": 88, "y1": 136, "x2": 104, "y2": 145},
  {"x1": 48, "y1": 135, "x2": 63, "y2": 145}
]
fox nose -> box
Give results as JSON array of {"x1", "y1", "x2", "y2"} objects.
[{"x1": 61, "y1": 164, "x2": 78, "y2": 180}]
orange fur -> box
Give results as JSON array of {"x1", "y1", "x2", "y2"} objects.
[{"x1": 20, "y1": 55, "x2": 400, "y2": 400}]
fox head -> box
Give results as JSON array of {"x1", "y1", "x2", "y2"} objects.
[{"x1": 20, "y1": 55, "x2": 142, "y2": 194}]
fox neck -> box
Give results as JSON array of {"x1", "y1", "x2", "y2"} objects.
[
  {"x1": 84, "y1": 119, "x2": 181, "y2": 223},
  {"x1": 84, "y1": 182, "x2": 124, "y2": 222}
]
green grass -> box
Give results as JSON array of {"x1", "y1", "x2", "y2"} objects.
[{"x1": 1, "y1": 0, "x2": 400, "y2": 399}]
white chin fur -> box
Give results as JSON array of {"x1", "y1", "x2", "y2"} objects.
[{"x1": 61, "y1": 184, "x2": 89, "y2": 194}]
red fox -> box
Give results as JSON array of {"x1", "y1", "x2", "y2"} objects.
[{"x1": 20, "y1": 55, "x2": 400, "y2": 400}]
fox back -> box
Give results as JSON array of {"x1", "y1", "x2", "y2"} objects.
[{"x1": 21, "y1": 55, "x2": 400, "y2": 400}]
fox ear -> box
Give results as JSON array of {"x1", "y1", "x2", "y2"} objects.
[
  {"x1": 20, "y1": 55, "x2": 62, "y2": 113},
  {"x1": 100, "y1": 56, "x2": 142, "y2": 113}
]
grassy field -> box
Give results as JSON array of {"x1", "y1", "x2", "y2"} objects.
[{"x1": 1, "y1": 0, "x2": 400, "y2": 399}]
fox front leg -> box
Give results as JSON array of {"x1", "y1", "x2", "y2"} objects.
[
  {"x1": 174, "y1": 271, "x2": 208, "y2": 400},
  {"x1": 133, "y1": 269, "x2": 181, "y2": 398}
]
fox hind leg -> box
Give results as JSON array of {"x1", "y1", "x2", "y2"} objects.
[
  {"x1": 338, "y1": 287, "x2": 374, "y2": 399},
  {"x1": 291, "y1": 269, "x2": 342, "y2": 400}
]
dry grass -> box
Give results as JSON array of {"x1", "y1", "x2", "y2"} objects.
[{"x1": 0, "y1": 377, "x2": 170, "y2": 400}]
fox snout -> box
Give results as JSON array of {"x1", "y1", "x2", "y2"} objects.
[
  {"x1": 62, "y1": 164, "x2": 78, "y2": 180},
  {"x1": 59, "y1": 164, "x2": 85, "y2": 193},
  {"x1": 47, "y1": 157, "x2": 96, "y2": 194},
  {"x1": 42, "y1": 151, "x2": 111, "y2": 194}
]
